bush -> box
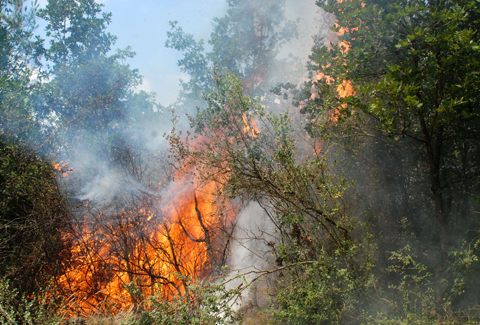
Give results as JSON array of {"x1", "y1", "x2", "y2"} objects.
[
  {"x1": 0, "y1": 278, "x2": 65, "y2": 324},
  {"x1": 0, "y1": 139, "x2": 69, "y2": 299},
  {"x1": 125, "y1": 277, "x2": 242, "y2": 325}
]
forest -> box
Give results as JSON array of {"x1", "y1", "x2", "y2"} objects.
[{"x1": 0, "y1": 0, "x2": 480, "y2": 324}]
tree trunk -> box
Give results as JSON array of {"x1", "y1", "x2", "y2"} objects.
[{"x1": 420, "y1": 116, "x2": 448, "y2": 253}]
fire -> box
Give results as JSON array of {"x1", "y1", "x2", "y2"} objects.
[
  {"x1": 310, "y1": 1, "x2": 357, "y2": 122},
  {"x1": 58, "y1": 173, "x2": 235, "y2": 316},
  {"x1": 56, "y1": 1, "x2": 360, "y2": 316},
  {"x1": 311, "y1": 70, "x2": 355, "y2": 122},
  {"x1": 335, "y1": 25, "x2": 358, "y2": 54},
  {"x1": 242, "y1": 113, "x2": 259, "y2": 137},
  {"x1": 53, "y1": 161, "x2": 72, "y2": 177}
]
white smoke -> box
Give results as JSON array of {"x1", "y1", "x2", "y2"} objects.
[{"x1": 226, "y1": 201, "x2": 276, "y2": 310}]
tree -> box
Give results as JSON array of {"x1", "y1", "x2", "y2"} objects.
[
  {"x1": 168, "y1": 73, "x2": 374, "y2": 323},
  {"x1": 298, "y1": 0, "x2": 480, "y2": 252},
  {"x1": 36, "y1": 0, "x2": 178, "y2": 314},
  {"x1": 165, "y1": 0, "x2": 298, "y2": 109},
  {"x1": 0, "y1": 0, "x2": 43, "y2": 142},
  {"x1": 38, "y1": 0, "x2": 142, "y2": 135},
  {"x1": 36, "y1": 0, "x2": 168, "y2": 207}
]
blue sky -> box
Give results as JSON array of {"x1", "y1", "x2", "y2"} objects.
[
  {"x1": 35, "y1": 0, "x2": 325, "y2": 106},
  {"x1": 37, "y1": 0, "x2": 229, "y2": 106}
]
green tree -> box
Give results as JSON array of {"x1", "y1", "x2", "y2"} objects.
[
  {"x1": 299, "y1": 0, "x2": 480, "y2": 252},
  {"x1": 37, "y1": 0, "x2": 166, "y2": 196},
  {"x1": 165, "y1": 0, "x2": 297, "y2": 108},
  {"x1": 0, "y1": 0, "x2": 43, "y2": 142},
  {"x1": 168, "y1": 73, "x2": 374, "y2": 324},
  {"x1": 38, "y1": 0, "x2": 142, "y2": 136}
]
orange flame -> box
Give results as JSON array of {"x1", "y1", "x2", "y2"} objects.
[
  {"x1": 242, "y1": 113, "x2": 259, "y2": 137},
  {"x1": 53, "y1": 161, "x2": 72, "y2": 177},
  {"x1": 58, "y1": 171, "x2": 235, "y2": 316},
  {"x1": 311, "y1": 6, "x2": 357, "y2": 122}
]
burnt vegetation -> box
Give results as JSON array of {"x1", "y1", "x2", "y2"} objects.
[{"x1": 0, "y1": 0, "x2": 480, "y2": 324}]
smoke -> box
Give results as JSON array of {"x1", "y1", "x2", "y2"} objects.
[
  {"x1": 16, "y1": 0, "x2": 479, "y2": 320},
  {"x1": 56, "y1": 0, "x2": 328, "y2": 206},
  {"x1": 12, "y1": 0, "x2": 340, "y2": 315},
  {"x1": 283, "y1": 0, "x2": 333, "y2": 62},
  {"x1": 55, "y1": 116, "x2": 170, "y2": 206},
  {"x1": 226, "y1": 201, "x2": 275, "y2": 308}
]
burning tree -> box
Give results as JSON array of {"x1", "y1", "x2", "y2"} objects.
[
  {"x1": 299, "y1": 0, "x2": 480, "y2": 254},
  {"x1": 28, "y1": 0, "x2": 245, "y2": 317},
  {"x1": 168, "y1": 73, "x2": 374, "y2": 322}
]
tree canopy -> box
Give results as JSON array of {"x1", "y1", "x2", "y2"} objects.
[{"x1": 298, "y1": 0, "x2": 480, "y2": 252}]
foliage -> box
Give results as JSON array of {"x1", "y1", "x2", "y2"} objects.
[
  {"x1": 171, "y1": 73, "x2": 350, "y2": 249},
  {"x1": 39, "y1": 0, "x2": 115, "y2": 66},
  {"x1": 165, "y1": 0, "x2": 298, "y2": 107},
  {"x1": 37, "y1": 0, "x2": 165, "y2": 168},
  {"x1": 168, "y1": 73, "x2": 375, "y2": 323},
  {"x1": 269, "y1": 244, "x2": 375, "y2": 325},
  {"x1": 35, "y1": 0, "x2": 167, "y2": 202},
  {"x1": 170, "y1": 0, "x2": 480, "y2": 322},
  {"x1": 362, "y1": 244, "x2": 480, "y2": 324},
  {"x1": 0, "y1": 275, "x2": 65, "y2": 324},
  {"x1": 0, "y1": 0, "x2": 44, "y2": 142},
  {"x1": 299, "y1": 0, "x2": 480, "y2": 250},
  {"x1": 38, "y1": 0, "x2": 146, "y2": 133},
  {"x1": 374, "y1": 246, "x2": 439, "y2": 324},
  {"x1": 124, "y1": 277, "x2": 241, "y2": 325},
  {"x1": 0, "y1": 139, "x2": 69, "y2": 297}
]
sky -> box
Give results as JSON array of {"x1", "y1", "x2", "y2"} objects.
[
  {"x1": 34, "y1": 0, "x2": 325, "y2": 107},
  {"x1": 36, "y1": 0, "x2": 229, "y2": 106}
]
